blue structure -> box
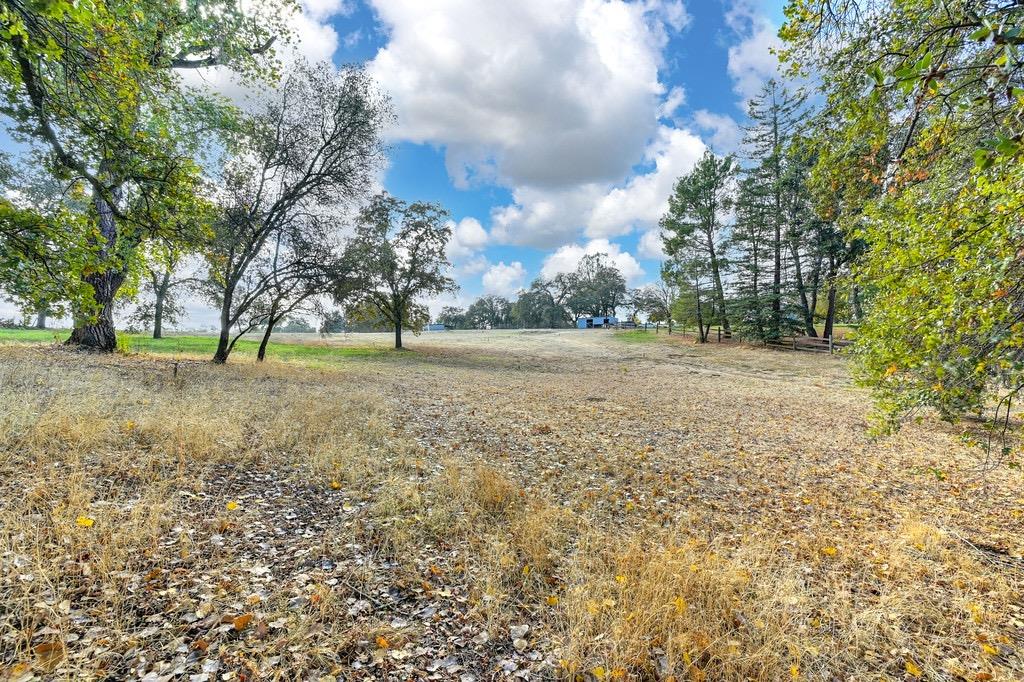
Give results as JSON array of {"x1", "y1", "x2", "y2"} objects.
[
  {"x1": 423, "y1": 323, "x2": 449, "y2": 331},
  {"x1": 577, "y1": 316, "x2": 618, "y2": 329}
]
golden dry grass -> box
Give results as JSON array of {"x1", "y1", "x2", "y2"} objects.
[{"x1": 0, "y1": 331, "x2": 1021, "y2": 681}]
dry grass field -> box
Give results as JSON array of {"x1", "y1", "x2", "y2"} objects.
[{"x1": 0, "y1": 329, "x2": 1021, "y2": 681}]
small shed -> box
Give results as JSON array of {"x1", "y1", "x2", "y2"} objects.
[
  {"x1": 423, "y1": 323, "x2": 449, "y2": 332},
  {"x1": 577, "y1": 316, "x2": 618, "y2": 329}
]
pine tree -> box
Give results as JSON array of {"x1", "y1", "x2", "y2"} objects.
[
  {"x1": 739, "y1": 80, "x2": 806, "y2": 338},
  {"x1": 660, "y1": 150, "x2": 735, "y2": 334}
]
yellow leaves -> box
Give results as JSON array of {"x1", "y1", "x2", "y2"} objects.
[
  {"x1": 375, "y1": 635, "x2": 390, "y2": 649},
  {"x1": 884, "y1": 364, "x2": 899, "y2": 377},
  {"x1": 522, "y1": 564, "x2": 531, "y2": 576},
  {"x1": 592, "y1": 666, "x2": 607, "y2": 679},
  {"x1": 820, "y1": 546, "x2": 838, "y2": 557},
  {"x1": 232, "y1": 613, "x2": 253, "y2": 631},
  {"x1": 790, "y1": 664, "x2": 800, "y2": 679},
  {"x1": 329, "y1": 480, "x2": 342, "y2": 490},
  {"x1": 225, "y1": 500, "x2": 239, "y2": 511},
  {"x1": 614, "y1": 574, "x2": 627, "y2": 584},
  {"x1": 966, "y1": 602, "x2": 984, "y2": 624},
  {"x1": 671, "y1": 595, "x2": 687, "y2": 614},
  {"x1": 980, "y1": 642, "x2": 999, "y2": 656},
  {"x1": 545, "y1": 595, "x2": 560, "y2": 606},
  {"x1": 122, "y1": 419, "x2": 136, "y2": 432},
  {"x1": 75, "y1": 515, "x2": 95, "y2": 528},
  {"x1": 586, "y1": 598, "x2": 616, "y2": 615},
  {"x1": 905, "y1": 660, "x2": 922, "y2": 677}
]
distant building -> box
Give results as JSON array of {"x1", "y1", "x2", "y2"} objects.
[
  {"x1": 577, "y1": 316, "x2": 618, "y2": 329},
  {"x1": 423, "y1": 323, "x2": 449, "y2": 332}
]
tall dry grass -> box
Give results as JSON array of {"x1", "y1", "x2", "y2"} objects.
[
  {"x1": 0, "y1": 346, "x2": 1020, "y2": 680},
  {"x1": 0, "y1": 349, "x2": 394, "y2": 678}
]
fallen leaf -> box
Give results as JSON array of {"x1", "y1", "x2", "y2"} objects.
[
  {"x1": 75, "y1": 515, "x2": 94, "y2": 528},
  {"x1": 33, "y1": 641, "x2": 65, "y2": 671},
  {"x1": 226, "y1": 500, "x2": 240, "y2": 511},
  {"x1": 233, "y1": 613, "x2": 253, "y2": 631}
]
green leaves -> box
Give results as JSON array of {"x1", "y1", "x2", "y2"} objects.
[{"x1": 780, "y1": 0, "x2": 1024, "y2": 436}]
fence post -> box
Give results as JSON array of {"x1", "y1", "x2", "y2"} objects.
[
  {"x1": 792, "y1": 337, "x2": 797, "y2": 351},
  {"x1": 717, "y1": 326, "x2": 721, "y2": 343},
  {"x1": 828, "y1": 335, "x2": 834, "y2": 354}
]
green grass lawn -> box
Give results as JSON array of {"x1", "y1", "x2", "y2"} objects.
[{"x1": 0, "y1": 328, "x2": 385, "y2": 364}]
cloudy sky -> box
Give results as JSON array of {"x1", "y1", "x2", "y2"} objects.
[{"x1": 1, "y1": 0, "x2": 788, "y2": 327}]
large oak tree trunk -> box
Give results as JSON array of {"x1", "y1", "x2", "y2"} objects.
[
  {"x1": 213, "y1": 287, "x2": 234, "y2": 363},
  {"x1": 67, "y1": 184, "x2": 125, "y2": 352},
  {"x1": 35, "y1": 310, "x2": 46, "y2": 329},
  {"x1": 153, "y1": 291, "x2": 164, "y2": 339},
  {"x1": 67, "y1": 269, "x2": 126, "y2": 351},
  {"x1": 257, "y1": 305, "x2": 280, "y2": 362},
  {"x1": 394, "y1": 319, "x2": 403, "y2": 349}
]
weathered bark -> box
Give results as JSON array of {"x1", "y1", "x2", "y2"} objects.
[
  {"x1": 66, "y1": 268, "x2": 126, "y2": 351},
  {"x1": 789, "y1": 240, "x2": 816, "y2": 336},
  {"x1": 153, "y1": 292, "x2": 164, "y2": 339},
  {"x1": 257, "y1": 304, "x2": 280, "y2": 362},
  {"x1": 257, "y1": 323, "x2": 274, "y2": 361},
  {"x1": 706, "y1": 229, "x2": 731, "y2": 334},
  {"x1": 694, "y1": 279, "x2": 707, "y2": 343},
  {"x1": 824, "y1": 283, "x2": 838, "y2": 339},
  {"x1": 152, "y1": 270, "x2": 171, "y2": 339},
  {"x1": 823, "y1": 257, "x2": 838, "y2": 339},
  {"x1": 67, "y1": 184, "x2": 126, "y2": 352},
  {"x1": 35, "y1": 310, "x2": 46, "y2": 329},
  {"x1": 213, "y1": 292, "x2": 232, "y2": 363},
  {"x1": 851, "y1": 285, "x2": 864, "y2": 321}
]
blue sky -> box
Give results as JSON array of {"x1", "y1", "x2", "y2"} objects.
[
  {"x1": 1, "y1": 0, "x2": 789, "y2": 326},
  {"x1": 331, "y1": 0, "x2": 788, "y2": 313}
]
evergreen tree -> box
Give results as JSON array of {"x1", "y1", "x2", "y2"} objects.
[
  {"x1": 660, "y1": 150, "x2": 735, "y2": 334},
  {"x1": 739, "y1": 80, "x2": 806, "y2": 338}
]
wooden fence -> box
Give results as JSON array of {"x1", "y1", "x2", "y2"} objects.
[
  {"x1": 764, "y1": 335, "x2": 853, "y2": 354},
  {"x1": 626, "y1": 324, "x2": 852, "y2": 355}
]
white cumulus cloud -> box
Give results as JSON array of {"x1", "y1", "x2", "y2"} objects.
[
  {"x1": 540, "y1": 239, "x2": 645, "y2": 283},
  {"x1": 692, "y1": 110, "x2": 743, "y2": 154},
  {"x1": 446, "y1": 216, "x2": 489, "y2": 260},
  {"x1": 725, "y1": 0, "x2": 783, "y2": 104},
  {"x1": 586, "y1": 125, "x2": 705, "y2": 239},
  {"x1": 367, "y1": 0, "x2": 684, "y2": 190},
  {"x1": 482, "y1": 261, "x2": 527, "y2": 297},
  {"x1": 637, "y1": 228, "x2": 667, "y2": 260}
]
